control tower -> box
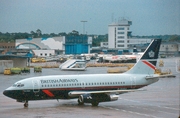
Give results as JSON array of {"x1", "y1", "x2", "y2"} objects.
[{"x1": 108, "y1": 18, "x2": 132, "y2": 49}]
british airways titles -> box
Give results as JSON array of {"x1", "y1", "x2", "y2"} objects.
[{"x1": 40, "y1": 79, "x2": 78, "y2": 84}]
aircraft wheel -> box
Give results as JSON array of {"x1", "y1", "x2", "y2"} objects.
[
  {"x1": 78, "y1": 95, "x2": 84, "y2": 105},
  {"x1": 24, "y1": 101, "x2": 28, "y2": 107},
  {"x1": 78, "y1": 99, "x2": 84, "y2": 105}
]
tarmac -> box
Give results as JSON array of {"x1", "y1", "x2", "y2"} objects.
[{"x1": 0, "y1": 57, "x2": 179, "y2": 118}]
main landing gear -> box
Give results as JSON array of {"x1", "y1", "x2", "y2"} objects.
[
  {"x1": 91, "y1": 101, "x2": 99, "y2": 106},
  {"x1": 77, "y1": 97, "x2": 84, "y2": 105},
  {"x1": 77, "y1": 96, "x2": 99, "y2": 106},
  {"x1": 24, "y1": 100, "x2": 28, "y2": 107}
]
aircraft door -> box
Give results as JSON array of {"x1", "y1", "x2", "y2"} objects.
[
  {"x1": 81, "y1": 81, "x2": 86, "y2": 89},
  {"x1": 130, "y1": 76, "x2": 136, "y2": 88},
  {"x1": 32, "y1": 79, "x2": 40, "y2": 93}
]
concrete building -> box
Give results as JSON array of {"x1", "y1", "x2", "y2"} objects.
[
  {"x1": 0, "y1": 42, "x2": 31, "y2": 68},
  {"x1": 108, "y1": 18, "x2": 132, "y2": 49},
  {"x1": 0, "y1": 55, "x2": 30, "y2": 68},
  {"x1": 0, "y1": 60, "x2": 13, "y2": 73},
  {"x1": 33, "y1": 50, "x2": 55, "y2": 57},
  {"x1": 99, "y1": 38, "x2": 152, "y2": 53},
  {"x1": 100, "y1": 42, "x2": 108, "y2": 48},
  {"x1": 127, "y1": 38, "x2": 152, "y2": 52},
  {"x1": 160, "y1": 42, "x2": 180, "y2": 56},
  {"x1": 0, "y1": 42, "x2": 15, "y2": 54},
  {"x1": 178, "y1": 43, "x2": 180, "y2": 52}
]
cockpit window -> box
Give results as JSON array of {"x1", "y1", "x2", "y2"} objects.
[{"x1": 12, "y1": 83, "x2": 24, "y2": 87}]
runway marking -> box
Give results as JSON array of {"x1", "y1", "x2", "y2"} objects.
[
  {"x1": 118, "y1": 98, "x2": 179, "y2": 116},
  {"x1": 119, "y1": 98, "x2": 179, "y2": 111},
  {"x1": 101, "y1": 105, "x2": 162, "y2": 118},
  {"x1": 138, "y1": 106, "x2": 177, "y2": 116},
  {"x1": 163, "y1": 106, "x2": 179, "y2": 110}
]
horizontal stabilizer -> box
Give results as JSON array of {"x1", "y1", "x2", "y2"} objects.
[{"x1": 145, "y1": 74, "x2": 176, "y2": 80}]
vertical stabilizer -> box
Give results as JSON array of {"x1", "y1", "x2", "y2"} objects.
[{"x1": 125, "y1": 39, "x2": 162, "y2": 74}]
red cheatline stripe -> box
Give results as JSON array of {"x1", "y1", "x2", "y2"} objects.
[
  {"x1": 142, "y1": 60, "x2": 156, "y2": 70},
  {"x1": 42, "y1": 90, "x2": 54, "y2": 97}
]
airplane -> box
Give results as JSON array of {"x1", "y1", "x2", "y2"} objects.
[{"x1": 3, "y1": 39, "x2": 167, "y2": 107}]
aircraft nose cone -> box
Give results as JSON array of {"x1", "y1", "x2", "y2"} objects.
[
  {"x1": 3, "y1": 90, "x2": 9, "y2": 97},
  {"x1": 3, "y1": 90, "x2": 14, "y2": 98}
]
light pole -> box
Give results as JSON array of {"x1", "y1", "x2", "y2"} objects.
[{"x1": 81, "y1": 21, "x2": 87, "y2": 34}]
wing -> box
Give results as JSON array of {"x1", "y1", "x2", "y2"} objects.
[{"x1": 68, "y1": 89, "x2": 145, "y2": 97}]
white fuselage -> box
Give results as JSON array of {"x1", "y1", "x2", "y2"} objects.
[{"x1": 6, "y1": 73, "x2": 159, "y2": 97}]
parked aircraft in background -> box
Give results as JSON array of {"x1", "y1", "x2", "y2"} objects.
[{"x1": 4, "y1": 39, "x2": 169, "y2": 107}]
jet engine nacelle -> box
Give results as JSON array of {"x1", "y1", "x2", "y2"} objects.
[{"x1": 78, "y1": 93, "x2": 118, "y2": 105}]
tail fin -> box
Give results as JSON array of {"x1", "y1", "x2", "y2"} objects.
[{"x1": 126, "y1": 39, "x2": 162, "y2": 74}]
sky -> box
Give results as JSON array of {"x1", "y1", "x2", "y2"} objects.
[{"x1": 0, "y1": 0, "x2": 180, "y2": 35}]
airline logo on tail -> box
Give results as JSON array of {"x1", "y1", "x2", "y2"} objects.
[{"x1": 148, "y1": 50, "x2": 155, "y2": 58}]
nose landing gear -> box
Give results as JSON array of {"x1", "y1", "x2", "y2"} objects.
[{"x1": 24, "y1": 100, "x2": 28, "y2": 107}]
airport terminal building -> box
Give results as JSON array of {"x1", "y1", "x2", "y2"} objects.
[{"x1": 16, "y1": 35, "x2": 92, "y2": 56}]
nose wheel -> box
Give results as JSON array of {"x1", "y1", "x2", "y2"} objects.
[{"x1": 24, "y1": 100, "x2": 28, "y2": 107}]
